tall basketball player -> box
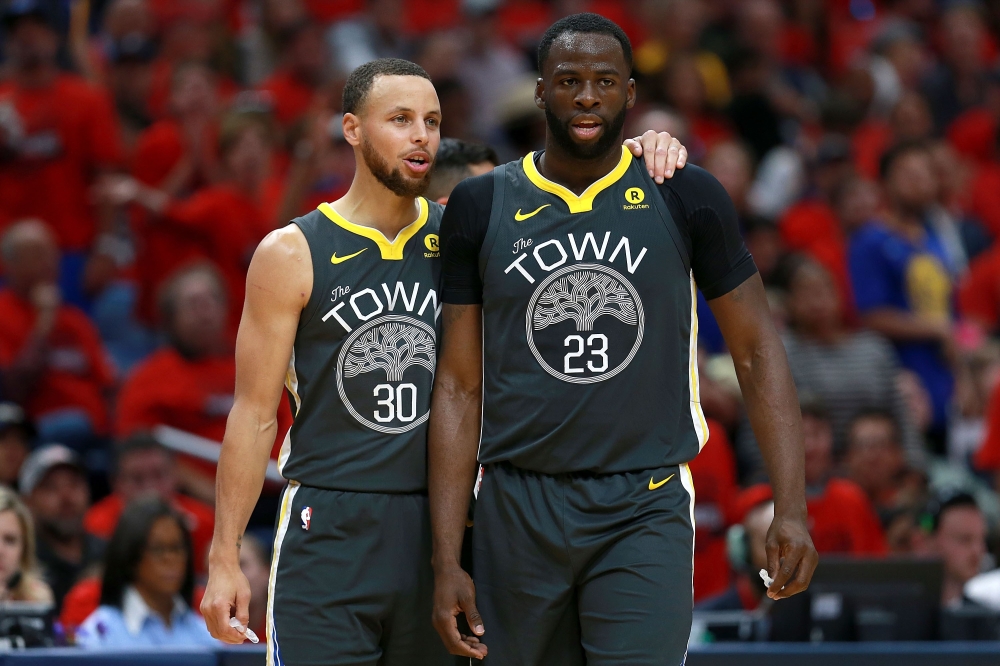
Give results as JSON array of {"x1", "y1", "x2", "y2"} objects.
[
  {"x1": 199, "y1": 56, "x2": 687, "y2": 665},
  {"x1": 429, "y1": 14, "x2": 819, "y2": 665}
]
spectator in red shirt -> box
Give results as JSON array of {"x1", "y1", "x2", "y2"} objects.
[
  {"x1": 0, "y1": 3, "x2": 123, "y2": 305},
  {"x1": 257, "y1": 20, "x2": 328, "y2": 131},
  {"x1": 84, "y1": 434, "x2": 214, "y2": 575},
  {"x1": 103, "y1": 111, "x2": 284, "y2": 330},
  {"x1": 0, "y1": 221, "x2": 115, "y2": 446},
  {"x1": 115, "y1": 263, "x2": 290, "y2": 504},
  {"x1": 958, "y1": 244, "x2": 1000, "y2": 334},
  {"x1": 737, "y1": 398, "x2": 888, "y2": 556}
]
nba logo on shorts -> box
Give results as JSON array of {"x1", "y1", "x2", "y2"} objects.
[{"x1": 300, "y1": 506, "x2": 312, "y2": 531}]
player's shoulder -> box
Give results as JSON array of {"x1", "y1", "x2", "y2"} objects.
[
  {"x1": 450, "y1": 169, "x2": 496, "y2": 202},
  {"x1": 655, "y1": 162, "x2": 728, "y2": 205},
  {"x1": 424, "y1": 197, "x2": 445, "y2": 232}
]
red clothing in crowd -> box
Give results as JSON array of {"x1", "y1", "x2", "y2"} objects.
[
  {"x1": 958, "y1": 245, "x2": 1000, "y2": 333},
  {"x1": 974, "y1": 378, "x2": 1000, "y2": 472},
  {"x1": 115, "y1": 347, "x2": 292, "y2": 462},
  {"x1": 970, "y1": 164, "x2": 1000, "y2": 239},
  {"x1": 258, "y1": 69, "x2": 316, "y2": 129},
  {"x1": 84, "y1": 492, "x2": 215, "y2": 574},
  {"x1": 947, "y1": 108, "x2": 997, "y2": 165},
  {"x1": 161, "y1": 181, "x2": 283, "y2": 326},
  {"x1": 735, "y1": 479, "x2": 887, "y2": 556},
  {"x1": 779, "y1": 199, "x2": 856, "y2": 322},
  {"x1": 0, "y1": 290, "x2": 114, "y2": 433},
  {"x1": 130, "y1": 118, "x2": 220, "y2": 323},
  {"x1": 145, "y1": 59, "x2": 239, "y2": 121},
  {"x1": 688, "y1": 420, "x2": 739, "y2": 602},
  {"x1": 0, "y1": 74, "x2": 122, "y2": 250}
]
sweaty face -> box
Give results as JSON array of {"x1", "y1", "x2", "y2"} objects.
[
  {"x1": 539, "y1": 32, "x2": 635, "y2": 160},
  {"x1": 355, "y1": 75, "x2": 441, "y2": 198}
]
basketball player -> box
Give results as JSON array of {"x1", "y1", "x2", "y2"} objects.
[
  {"x1": 199, "y1": 56, "x2": 687, "y2": 665},
  {"x1": 429, "y1": 14, "x2": 819, "y2": 665}
]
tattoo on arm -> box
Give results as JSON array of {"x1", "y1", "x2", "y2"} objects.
[
  {"x1": 443, "y1": 304, "x2": 471, "y2": 327},
  {"x1": 236, "y1": 534, "x2": 242, "y2": 551}
]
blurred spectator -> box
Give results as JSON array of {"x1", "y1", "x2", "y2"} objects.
[
  {"x1": 779, "y1": 134, "x2": 857, "y2": 323},
  {"x1": 104, "y1": 111, "x2": 285, "y2": 330},
  {"x1": 84, "y1": 434, "x2": 214, "y2": 576},
  {"x1": 239, "y1": 532, "x2": 270, "y2": 642},
  {"x1": 327, "y1": 0, "x2": 412, "y2": 76},
  {"x1": 455, "y1": 4, "x2": 530, "y2": 142},
  {"x1": 257, "y1": 20, "x2": 328, "y2": 131},
  {"x1": 0, "y1": 402, "x2": 34, "y2": 489},
  {"x1": 849, "y1": 140, "x2": 956, "y2": 446},
  {"x1": 688, "y1": 420, "x2": 739, "y2": 602},
  {"x1": 695, "y1": 499, "x2": 773, "y2": 611},
  {"x1": 0, "y1": 0, "x2": 123, "y2": 298},
  {"x1": 920, "y1": 4, "x2": 990, "y2": 133},
  {"x1": 0, "y1": 221, "x2": 115, "y2": 446},
  {"x1": 662, "y1": 52, "x2": 733, "y2": 161},
  {"x1": 973, "y1": 369, "x2": 1000, "y2": 491},
  {"x1": 103, "y1": 32, "x2": 157, "y2": 152},
  {"x1": 425, "y1": 137, "x2": 498, "y2": 203},
  {"x1": 75, "y1": 497, "x2": 217, "y2": 648},
  {"x1": 919, "y1": 491, "x2": 988, "y2": 609},
  {"x1": 19, "y1": 444, "x2": 103, "y2": 611},
  {"x1": 0, "y1": 485, "x2": 53, "y2": 602},
  {"x1": 845, "y1": 408, "x2": 925, "y2": 522},
  {"x1": 781, "y1": 255, "x2": 923, "y2": 466},
  {"x1": 739, "y1": 399, "x2": 887, "y2": 556},
  {"x1": 115, "y1": 263, "x2": 292, "y2": 504}
]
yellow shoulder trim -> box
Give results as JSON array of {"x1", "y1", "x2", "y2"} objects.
[
  {"x1": 521, "y1": 144, "x2": 632, "y2": 214},
  {"x1": 317, "y1": 198, "x2": 428, "y2": 260}
]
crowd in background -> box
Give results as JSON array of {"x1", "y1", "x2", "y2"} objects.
[{"x1": 1, "y1": 0, "x2": 1000, "y2": 647}]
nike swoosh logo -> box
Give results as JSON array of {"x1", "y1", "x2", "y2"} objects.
[
  {"x1": 514, "y1": 204, "x2": 551, "y2": 221},
  {"x1": 648, "y1": 474, "x2": 675, "y2": 490},
  {"x1": 331, "y1": 248, "x2": 367, "y2": 264}
]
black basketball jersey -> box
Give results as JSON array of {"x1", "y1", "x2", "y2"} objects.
[
  {"x1": 476, "y1": 146, "x2": 709, "y2": 474},
  {"x1": 279, "y1": 198, "x2": 444, "y2": 492}
]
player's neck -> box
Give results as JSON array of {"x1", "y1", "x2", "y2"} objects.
[
  {"x1": 334, "y1": 171, "x2": 421, "y2": 240},
  {"x1": 538, "y1": 136, "x2": 625, "y2": 195}
]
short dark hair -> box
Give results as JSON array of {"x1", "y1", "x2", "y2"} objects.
[
  {"x1": 100, "y1": 497, "x2": 196, "y2": 609},
  {"x1": 426, "y1": 138, "x2": 499, "y2": 200},
  {"x1": 112, "y1": 432, "x2": 172, "y2": 479},
  {"x1": 342, "y1": 58, "x2": 432, "y2": 115},
  {"x1": 924, "y1": 490, "x2": 979, "y2": 533},
  {"x1": 537, "y1": 13, "x2": 632, "y2": 75},
  {"x1": 878, "y1": 138, "x2": 930, "y2": 181},
  {"x1": 848, "y1": 407, "x2": 901, "y2": 443}
]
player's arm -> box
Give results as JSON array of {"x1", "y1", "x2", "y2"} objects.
[
  {"x1": 428, "y1": 303, "x2": 487, "y2": 659},
  {"x1": 709, "y1": 276, "x2": 818, "y2": 599},
  {"x1": 428, "y1": 177, "x2": 490, "y2": 659},
  {"x1": 201, "y1": 226, "x2": 311, "y2": 643}
]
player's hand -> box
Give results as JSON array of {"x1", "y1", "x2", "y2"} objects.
[
  {"x1": 432, "y1": 566, "x2": 488, "y2": 660},
  {"x1": 201, "y1": 562, "x2": 253, "y2": 644},
  {"x1": 624, "y1": 130, "x2": 688, "y2": 184},
  {"x1": 763, "y1": 511, "x2": 818, "y2": 600}
]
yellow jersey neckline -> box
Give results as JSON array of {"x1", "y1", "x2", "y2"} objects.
[
  {"x1": 521, "y1": 144, "x2": 632, "y2": 214},
  {"x1": 317, "y1": 197, "x2": 428, "y2": 260}
]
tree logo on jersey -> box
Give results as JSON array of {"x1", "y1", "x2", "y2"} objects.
[
  {"x1": 526, "y1": 263, "x2": 644, "y2": 384},
  {"x1": 336, "y1": 315, "x2": 436, "y2": 434}
]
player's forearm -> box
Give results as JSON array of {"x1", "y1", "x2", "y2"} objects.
[
  {"x1": 210, "y1": 400, "x2": 279, "y2": 567},
  {"x1": 428, "y1": 375, "x2": 482, "y2": 573},
  {"x1": 735, "y1": 337, "x2": 807, "y2": 520}
]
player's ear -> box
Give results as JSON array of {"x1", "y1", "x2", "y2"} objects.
[
  {"x1": 534, "y1": 78, "x2": 546, "y2": 111},
  {"x1": 626, "y1": 78, "x2": 636, "y2": 110},
  {"x1": 342, "y1": 112, "x2": 362, "y2": 147}
]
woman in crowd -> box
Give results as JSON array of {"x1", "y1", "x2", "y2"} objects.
[
  {"x1": 0, "y1": 486, "x2": 54, "y2": 603},
  {"x1": 75, "y1": 497, "x2": 217, "y2": 648},
  {"x1": 781, "y1": 255, "x2": 926, "y2": 468}
]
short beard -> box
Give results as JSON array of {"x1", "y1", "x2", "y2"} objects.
[
  {"x1": 545, "y1": 103, "x2": 628, "y2": 160},
  {"x1": 360, "y1": 137, "x2": 430, "y2": 198},
  {"x1": 40, "y1": 516, "x2": 84, "y2": 542}
]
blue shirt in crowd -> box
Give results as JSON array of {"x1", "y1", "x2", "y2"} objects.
[
  {"x1": 848, "y1": 220, "x2": 954, "y2": 428},
  {"x1": 75, "y1": 586, "x2": 219, "y2": 649}
]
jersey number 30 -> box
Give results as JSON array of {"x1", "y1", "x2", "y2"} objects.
[{"x1": 373, "y1": 384, "x2": 418, "y2": 423}]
